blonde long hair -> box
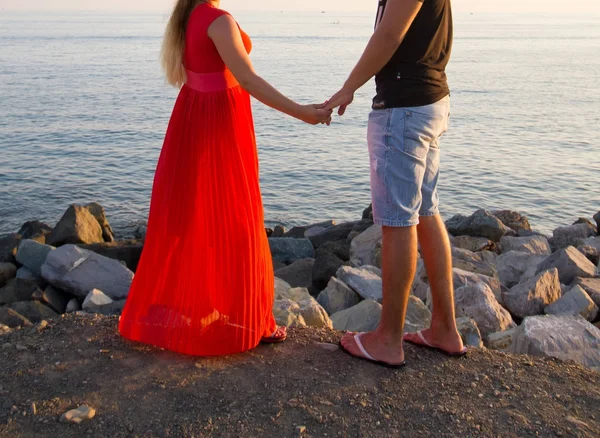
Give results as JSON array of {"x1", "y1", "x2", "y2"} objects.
[{"x1": 161, "y1": 0, "x2": 206, "y2": 87}]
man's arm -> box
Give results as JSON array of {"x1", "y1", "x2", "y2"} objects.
[{"x1": 325, "y1": 0, "x2": 423, "y2": 115}]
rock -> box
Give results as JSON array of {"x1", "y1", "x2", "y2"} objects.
[
  {"x1": 499, "y1": 235, "x2": 551, "y2": 255},
  {"x1": 552, "y1": 223, "x2": 596, "y2": 250},
  {"x1": 16, "y1": 239, "x2": 55, "y2": 277},
  {"x1": 456, "y1": 317, "x2": 484, "y2": 348},
  {"x1": 350, "y1": 219, "x2": 375, "y2": 237},
  {"x1": 545, "y1": 285, "x2": 598, "y2": 321},
  {"x1": 411, "y1": 277, "x2": 429, "y2": 303},
  {"x1": 594, "y1": 211, "x2": 600, "y2": 235},
  {"x1": 274, "y1": 287, "x2": 332, "y2": 328},
  {"x1": 450, "y1": 236, "x2": 496, "y2": 253},
  {"x1": 0, "y1": 233, "x2": 21, "y2": 263},
  {"x1": 331, "y1": 300, "x2": 382, "y2": 332},
  {"x1": 272, "y1": 299, "x2": 306, "y2": 327},
  {"x1": 31, "y1": 285, "x2": 69, "y2": 314},
  {"x1": 404, "y1": 296, "x2": 432, "y2": 334},
  {"x1": 0, "y1": 263, "x2": 17, "y2": 288},
  {"x1": 511, "y1": 315, "x2": 600, "y2": 370},
  {"x1": 312, "y1": 249, "x2": 344, "y2": 292},
  {"x1": 491, "y1": 210, "x2": 532, "y2": 232},
  {"x1": 0, "y1": 324, "x2": 10, "y2": 335},
  {"x1": 274, "y1": 259, "x2": 315, "y2": 290},
  {"x1": 0, "y1": 278, "x2": 42, "y2": 305},
  {"x1": 316, "y1": 277, "x2": 361, "y2": 315},
  {"x1": 65, "y1": 298, "x2": 81, "y2": 313},
  {"x1": 309, "y1": 222, "x2": 358, "y2": 249},
  {"x1": 578, "y1": 245, "x2": 599, "y2": 266},
  {"x1": 362, "y1": 204, "x2": 373, "y2": 220},
  {"x1": 487, "y1": 328, "x2": 516, "y2": 352},
  {"x1": 305, "y1": 226, "x2": 328, "y2": 238},
  {"x1": 451, "y1": 247, "x2": 497, "y2": 277},
  {"x1": 265, "y1": 228, "x2": 273, "y2": 238},
  {"x1": 0, "y1": 307, "x2": 32, "y2": 328},
  {"x1": 452, "y1": 268, "x2": 502, "y2": 303},
  {"x1": 445, "y1": 209, "x2": 514, "y2": 242},
  {"x1": 536, "y1": 246, "x2": 597, "y2": 284},
  {"x1": 17, "y1": 221, "x2": 53, "y2": 241},
  {"x1": 85, "y1": 202, "x2": 115, "y2": 242},
  {"x1": 497, "y1": 251, "x2": 546, "y2": 288},
  {"x1": 133, "y1": 223, "x2": 147, "y2": 241},
  {"x1": 9, "y1": 301, "x2": 58, "y2": 323},
  {"x1": 269, "y1": 238, "x2": 315, "y2": 264},
  {"x1": 284, "y1": 221, "x2": 336, "y2": 239},
  {"x1": 274, "y1": 278, "x2": 292, "y2": 298},
  {"x1": 47, "y1": 205, "x2": 105, "y2": 246},
  {"x1": 336, "y1": 265, "x2": 382, "y2": 303},
  {"x1": 82, "y1": 289, "x2": 113, "y2": 312},
  {"x1": 41, "y1": 244, "x2": 134, "y2": 299},
  {"x1": 273, "y1": 260, "x2": 286, "y2": 271},
  {"x1": 572, "y1": 277, "x2": 600, "y2": 308},
  {"x1": 77, "y1": 240, "x2": 143, "y2": 272},
  {"x1": 319, "y1": 240, "x2": 350, "y2": 262},
  {"x1": 502, "y1": 269, "x2": 562, "y2": 319},
  {"x1": 59, "y1": 405, "x2": 96, "y2": 424},
  {"x1": 272, "y1": 225, "x2": 286, "y2": 238},
  {"x1": 349, "y1": 225, "x2": 382, "y2": 267},
  {"x1": 16, "y1": 266, "x2": 37, "y2": 281},
  {"x1": 454, "y1": 283, "x2": 515, "y2": 338}
]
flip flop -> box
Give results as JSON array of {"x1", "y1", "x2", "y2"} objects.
[
  {"x1": 261, "y1": 326, "x2": 287, "y2": 344},
  {"x1": 339, "y1": 332, "x2": 406, "y2": 369},
  {"x1": 403, "y1": 330, "x2": 468, "y2": 357}
]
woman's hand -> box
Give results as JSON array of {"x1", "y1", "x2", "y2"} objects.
[{"x1": 297, "y1": 104, "x2": 333, "y2": 125}]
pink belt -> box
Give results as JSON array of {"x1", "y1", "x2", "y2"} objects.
[{"x1": 185, "y1": 69, "x2": 239, "y2": 92}]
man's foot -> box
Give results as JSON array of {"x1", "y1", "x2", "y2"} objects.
[
  {"x1": 339, "y1": 331, "x2": 405, "y2": 367},
  {"x1": 403, "y1": 328, "x2": 467, "y2": 356}
]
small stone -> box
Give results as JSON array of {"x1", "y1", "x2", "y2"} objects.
[
  {"x1": 31, "y1": 403, "x2": 37, "y2": 415},
  {"x1": 296, "y1": 425, "x2": 307, "y2": 436},
  {"x1": 59, "y1": 405, "x2": 96, "y2": 424},
  {"x1": 317, "y1": 343, "x2": 339, "y2": 352},
  {"x1": 16, "y1": 344, "x2": 27, "y2": 351}
]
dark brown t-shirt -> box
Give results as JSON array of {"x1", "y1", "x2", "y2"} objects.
[{"x1": 373, "y1": 0, "x2": 453, "y2": 109}]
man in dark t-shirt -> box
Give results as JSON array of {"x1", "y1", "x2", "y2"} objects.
[{"x1": 326, "y1": 0, "x2": 466, "y2": 367}]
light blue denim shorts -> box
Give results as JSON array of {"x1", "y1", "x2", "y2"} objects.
[{"x1": 367, "y1": 96, "x2": 450, "y2": 227}]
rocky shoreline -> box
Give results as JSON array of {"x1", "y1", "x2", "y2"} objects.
[{"x1": 1, "y1": 203, "x2": 599, "y2": 371}]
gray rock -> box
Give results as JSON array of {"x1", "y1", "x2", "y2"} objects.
[
  {"x1": 499, "y1": 235, "x2": 551, "y2": 255},
  {"x1": 349, "y1": 225, "x2": 382, "y2": 267},
  {"x1": 274, "y1": 277, "x2": 292, "y2": 299},
  {"x1": 511, "y1": 315, "x2": 600, "y2": 370},
  {"x1": 552, "y1": 223, "x2": 596, "y2": 250},
  {"x1": 274, "y1": 258, "x2": 314, "y2": 290},
  {"x1": 16, "y1": 239, "x2": 55, "y2": 278},
  {"x1": 594, "y1": 211, "x2": 600, "y2": 235},
  {"x1": 456, "y1": 317, "x2": 484, "y2": 348},
  {"x1": 502, "y1": 268, "x2": 562, "y2": 319},
  {"x1": 0, "y1": 233, "x2": 21, "y2": 263},
  {"x1": 545, "y1": 285, "x2": 598, "y2": 321},
  {"x1": 577, "y1": 236, "x2": 600, "y2": 251},
  {"x1": 491, "y1": 210, "x2": 532, "y2": 232},
  {"x1": 331, "y1": 300, "x2": 382, "y2": 332},
  {"x1": 47, "y1": 205, "x2": 104, "y2": 246},
  {"x1": 0, "y1": 278, "x2": 42, "y2": 305},
  {"x1": 312, "y1": 249, "x2": 344, "y2": 292},
  {"x1": 9, "y1": 301, "x2": 58, "y2": 323},
  {"x1": 77, "y1": 240, "x2": 143, "y2": 273},
  {"x1": 578, "y1": 245, "x2": 599, "y2": 266},
  {"x1": 362, "y1": 204, "x2": 373, "y2": 220},
  {"x1": 572, "y1": 277, "x2": 600, "y2": 308},
  {"x1": 446, "y1": 209, "x2": 514, "y2": 242},
  {"x1": 404, "y1": 296, "x2": 432, "y2": 334},
  {"x1": 487, "y1": 328, "x2": 516, "y2": 352},
  {"x1": 269, "y1": 238, "x2": 315, "y2": 264},
  {"x1": 16, "y1": 266, "x2": 36, "y2": 281},
  {"x1": 0, "y1": 307, "x2": 32, "y2": 328},
  {"x1": 31, "y1": 285, "x2": 70, "y2": 314},
  {"x1": 65, "y1": 298, "x2": 81, "y2": 313},
  {"x1": 452, "y1": 268, "x2": 502, "y2": 303},
  {"x1": 272, "y1": 299, "x2": 306, "y2": 327},
  {"x1": 316, "y1": 277, "x2": 361, "y2": 315},
  {"x1": 411, "y1": 277, "x2": 429, "y2": 303},
  {"x1": 497, "y1": 251, "x2": 546, "y2": 288},
  {"x1": 451, "y1": 247, "x2": 497, "y2": 277},
  {"x1": 273, "y1": 287, "x2": 332, "y2": 328},
  {"x1": 305, "y1": 226, "x2": 328, "y2": 238},
  {"x1": 283, "y1": 221, "x2": 336, "y2": 239},
  {"x1": 450, "y1": 235, "x2": 496, "y2": 253},
  {"x1": 309, "y1": 222, "x2": 358, "y2": 249},
  {"x1": 271, "y1": 225, "x2": 286, "y2": 238},
  {"x1": 133, "y1": 222, "x2": 147, "y2": 241},
  {"x1": 85, "y1": 202, "x2": 115, "y2": 242},
  {"x1": 454, "y1": 283, "x2": 515, "y2": 338},
  {"x1": 536, "y1": 246, "x2": 597, "y2": 284},
  {"x1": 319, "y1": 240, "x2": 350, "y2": 262},
  {"x1": 17, "y1": 221, "x2": 53, "y2": 241},
  {"x1": 82, "y1": 289, "x2": 113, "y2": 312},
  {"x1": 0, "y1": 263, "x2": 17, "y2": 288},
  {"x1": 41, "y1": 244, "x2": 134, "y2": 299},
  {"x1": 336, "y1": 265, "x2": 382, "y2": 303}
]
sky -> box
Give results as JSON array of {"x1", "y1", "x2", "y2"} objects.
[{"x1": 2, "y1": 0, "x2": 600, "y2": 14}]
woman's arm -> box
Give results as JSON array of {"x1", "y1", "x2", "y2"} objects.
[
  {"x1": 209, "y1": 15, "x2": 331, "y2": 125},
  {"x1": 325, "y1": 0, "x2": 423, "y2": 115}
]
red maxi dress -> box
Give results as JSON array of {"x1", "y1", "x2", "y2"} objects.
[{"x1": 119, "y1": 4, "x2": 277, "y2": 356}]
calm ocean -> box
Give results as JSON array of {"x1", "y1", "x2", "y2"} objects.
[{"x1": 1, "y1": 10, "x2": 599, "y2": 236}]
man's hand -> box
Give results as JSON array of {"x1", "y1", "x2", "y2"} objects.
[{"x1": 324, "y1": 87, "x2": 355, "y2": 116}]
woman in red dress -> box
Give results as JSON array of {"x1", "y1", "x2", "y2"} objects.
[{"x1": 119, "y1": 0, "x2": 332, "y2": 356}]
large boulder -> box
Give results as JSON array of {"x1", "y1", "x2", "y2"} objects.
[
  {"x1": 456, "y1": 317, "x2": 484, "y2": 348},
  {"x1": 41, "y1": 244, "x2": 134, "y2": 299},
  {"x1": 445, "y1": 209, "x2": 514, "y2": 242},
  {"x1": 0, "y1": 262, "x2": 17, "y2": 288},
  {"x1": 32, "y1": 285, "x2": 70, "y2": 314},
  {"x1": 283, "y1": 221, "x2": 336, "y2": 239},
  {"x1": 545, "y1": 285, "x2": 598, "y2": 321},
  {"x1": 77, "y1": 240, "x2": 143, "y2": 272},
  {"x1": 9, "y1": 301, "x2": 58, "y2": 323},
  {"x1": 349, "y1": 225, "x2": 382, "y2": 267},
  {"x1": 454, "y1": 283, "x2": 515, "y2": 339},
  {"x1": 450, "y1": 236, "x2": 496, "y2": 253},
  {"x1": 572, "y1": 277, "x2": 600, "y2": 308},
  {"x1": 273, "y1": 287, "x2": 332, "y2": 329},
  {"x1": 451, "y1": 247, "x2": 497, "y2": 277},
  {"x1": 404, "y1": 296, "x2": 432, "y2": 334},
  {"x1": 497, "y1": 251, "x2": 546, "y2": 288},
  {"x1": 274, "y1": 258, "x2": 314, "y2": 290},
  {"x1": 84, "y1": 202, "x2": 115, "y2": 242},
  {"x1": 319, "y1": 240, "x2": 350, "y2": 262},
  {"x1": 272, "y1": 299, "x2": 306, "y2": 327},
  {"x1": 487, "y1": 328, "x2": 516, "y2": 352},
  {"x1": 0, "y1": 233, "x2": 21, "y2": 263},
  {"x1": 316, "y1": 277, "x2": 361, "y2": 315},
  {"x1": 311, "y1": 249, "x2": 344, "y2": 292},
  {"x1": 578, "y1": 245, "x2": 599, "y2": 266},
  {"x1": 411, "y1": 277, "x2": 429, "y2": 303},
  {"x1": 491, "y1": 210, "x2": 531, "y2": 232},
  {"x1": 268, "y1": 238, "x2": 315, "y2": 264},
  {"x1": 502, "y1": 269, "x2": 562, "y2": 319},
  {"x1": 0, "y1": 307, "x2": 32, "y2": 328},
  {"x1": 499, "y1": 235, "x2": 551, "y2": 255},
  {"x1": 0, "y1": 278, "x2": 42, "y2": 305},
  {"x1": 274, "y1": 277, "x2": 292, "y2": 298},
  {"x1": 16, "y1": 239, "x2": 55, "y2": 277},
  {"x1": 47, "y1": 205, "x2": 105, "y2": 246},
  {"x1": 511, "y1": 315, "x2": 600, "y2": 371},
  {"x1": 594, "y1": 211, "x2": 600, "y2": 235},
  {"x1": 536, "y1": 246, "x2": 597, "y2": 284},
  {"x1": 336, "y1": 265, "x2": 382, "y2": 303},
  {"x1": 308, "y1": 222, "x2": 358, "y2": 249},
  {"x1": 17, "y1": 221, "x2": 53, "y2": 242},
  {"x1": 331, "y1": 300, "x2": 382, "y2": 332},
  {"x1": 452, "y1": 268, "x2": 502, "y2": 303},
  {"x1": 552, "y1": 223, "x2": 596, "y2": 250}
]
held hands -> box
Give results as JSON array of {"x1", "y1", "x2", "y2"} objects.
[
  {"x1": 298, "y1": 104, "x2": 333, "y2": 126},
  {"x1": 324, "y1": 86, "x2": 355, "y2": 116}
]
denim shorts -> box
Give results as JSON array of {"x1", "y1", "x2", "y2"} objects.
[{"x1": 367, "y1": 96, "x2": 450, "y2": 227}]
